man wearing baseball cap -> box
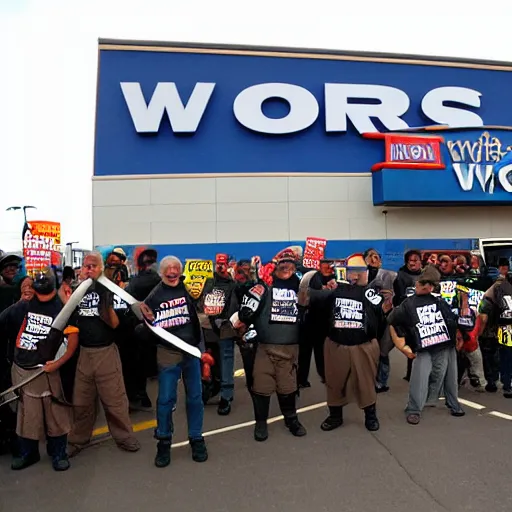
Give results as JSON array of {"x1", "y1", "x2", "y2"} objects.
[
  {"x1": 388, "y1": 265, "x2": 465, "y2": 425},
  {"x1": 199, "y1": 253, "x2": 239, "y2": 415},
  {"x1": 0, "y1": 267, "x2": 79, "y2": 471},
  {"x1": 0, "y1": 253, "x2": 23, "y2": 314}
]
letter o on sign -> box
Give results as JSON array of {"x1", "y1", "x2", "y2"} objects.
[
  {"x1": 233, "y1": 83, "x2": 319, "y2": 134},
  {"x1": 498, "y1": 163, "x2": 512, "y2": 193}
]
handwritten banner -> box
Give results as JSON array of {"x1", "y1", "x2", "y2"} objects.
[
  {"x1": 23, "y1": 221, "x2": 61, "y2": 273},
  {"x1": 303, "y1": 237, "x2": 327, "y2": 270}
]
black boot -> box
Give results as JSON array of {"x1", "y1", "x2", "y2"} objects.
[
  {"x1": 217, "y1": 397, "x2": 232, "y2": 416},
  {"x1": 139, "y1": 391, "x2": 153, "y2": 409},
  {"x1": 189, "y1": 437, "x2": 208, "y2": 462},
  {"x1": 155, "y1": 439, "x2": 171, "y2": 468},
  {"x1": 321, "y1": 406, "x2": 344, "y2": 431},
  {"x1": 251, "y1": 393, "x2": 270, "y2": 442},
  {"x1": 11, "y1": 437, "x2": 40, "y2": 471},
  {"x1": 364, "y1": 403, "x2": 380, "y2": 432},
  {"x1": 47, "y1": 435, "x2": 70, "y2": 471},
  {"x1": 277, "y1": 393, "x2": 307, "y2": 437}
]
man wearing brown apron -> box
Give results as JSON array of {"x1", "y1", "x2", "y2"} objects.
[
  {"x1": 0, "y1": 268, "x2": 79, "y2": 471},
  {"x1": 305, "y1": 255, "x2": 387, "y2": 432},
  {"x1": 238, "y1": 252, "x2": 306, "y2": 442},
  {"x1": 68, "y1": 252, "x2": 140, "y2": 456}
]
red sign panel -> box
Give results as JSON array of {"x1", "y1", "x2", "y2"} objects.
[
  {"x1": 363, "y1": 132, "x2": 445, "y2": 171},
  {"x1": 303, "y1": 237, "x2": 327, "y2": 269},
  {"x1": 23, "y1": 221, "x2": 61, "y2": 272}
]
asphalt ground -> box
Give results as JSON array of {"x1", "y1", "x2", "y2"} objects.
[{"x1": 1, "y1": 349, "x2": 512, "y2": 512}]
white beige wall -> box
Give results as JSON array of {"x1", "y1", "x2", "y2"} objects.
[{"x1": 92, "y1": 176, "x2": 512, "y2": 246}]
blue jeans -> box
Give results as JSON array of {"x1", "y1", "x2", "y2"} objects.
[
  {"x1": 219, "y1": 338, "x2": 235, "y2": 400},
  {"x1": 155, "y1": 355, "x2": 204, "y2": 441},
  {"x1": 376, "y1": 356, "x2": 390, "y2": 388}
]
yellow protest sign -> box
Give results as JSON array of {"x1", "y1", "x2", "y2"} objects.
[{"x1": 183, "y1": 259, "x2": 214, "y2": 299}]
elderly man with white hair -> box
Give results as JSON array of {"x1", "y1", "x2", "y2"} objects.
[
  {"x1": 68, "y1": 251, "x2": 140, "y2": 457},
  {"x1": 139, "y1": 255, "x2": 207, "y2": 468}
]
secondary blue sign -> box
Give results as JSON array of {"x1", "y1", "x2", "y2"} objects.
[
  {"x1": 95, "y1": 43, "x2": 512, "y2": 177},
  {"x1": 371, "y1": 128, "x2": 512, "y2": 204}
]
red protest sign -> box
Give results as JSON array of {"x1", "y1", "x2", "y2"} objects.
[{"x1": 303, "y1": 237, "x2": 327, "y2": 269}]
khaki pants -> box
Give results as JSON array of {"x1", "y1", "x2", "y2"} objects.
[
  {"x1": 12, "y1": 364, "x2": 71, "y2": 440},
  {"x1": 253, "y1": 344, "x2": 299, "y2": 396},
  {"x1": 324, "y1": 338, "x2": 379, "y2": 409},
  {"x1": 69, "y1": 344, "x2": 137, "y2": 448}
]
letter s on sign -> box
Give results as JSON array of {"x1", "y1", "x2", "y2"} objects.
[
  {"x1": 421, "y1": 87, "x2": 483, "y2": 128},
  {"x1": 233, "y1": 83, "x2": 319, "y2": 135}
]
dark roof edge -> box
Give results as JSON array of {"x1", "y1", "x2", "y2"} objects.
[{"x1": 98, "y1": 38, "x2": 512, "y2": 68}]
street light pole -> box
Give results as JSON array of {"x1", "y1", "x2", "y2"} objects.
[
  {"x1": 65, "y1": 241, "x2": 79, "y2": 267},
  {"x1": 6, "y1": 205, "x2": 37, "y2": 251},
  {"x1": 6, "y1": 205, "x2": 37, "y2": 225}
]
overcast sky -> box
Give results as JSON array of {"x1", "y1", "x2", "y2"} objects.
[{"x1": 1, "y1": 0, "x2": 511, "y2": 253}]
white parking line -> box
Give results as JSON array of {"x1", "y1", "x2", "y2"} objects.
[
  {"x1": 458, "y1": 398, "x2": 487, "y2": 410},
  {"x1": 170, "y1": 401, "x2": 327, "y2": 449},
  {"x1": 488, "y1": 411, "x2": 512, "y2": 421}
]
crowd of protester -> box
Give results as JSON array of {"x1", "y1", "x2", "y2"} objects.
[{"x1": 0, "y1": 244, "x2": 510, "y2": 472}]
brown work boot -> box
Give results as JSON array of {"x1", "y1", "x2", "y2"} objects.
[{"x1": 117, "y1": 439, "x2": 141, "y2": 452}]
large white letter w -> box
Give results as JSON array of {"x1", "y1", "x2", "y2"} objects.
[{"x1": 120, "y1": 82, "x2": 216, "y2": 133}]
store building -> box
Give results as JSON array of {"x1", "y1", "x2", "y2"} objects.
[{"x1": 93, "y1": 39, "x2": 512, "y2": 270}]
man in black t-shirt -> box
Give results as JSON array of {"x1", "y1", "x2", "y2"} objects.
[
  {"x1": 297, "y1": 260, "x2": 334, "y2": 388},
  {"x1": 125, "y1": 248, "x2": 161, "y2": 408},
  {"x1": 139, "y1": 255, "x2": 207, "y2": 469},
  {"x1": 199, "y1": 253, "x2": 239, "y2": 416},
  {"x1": 237, "y1": 252, "x2": 306, "y2": 442},
  {"x1": 388, "y1": 265, "x2": 465, "y2": 425},
  {"x1": 0, "y1": 268, "x2": 79, "y2": 471},
  {"x1": 305, "y1": 255, "x2": 385, "y2": 433},
  {"x1": 67, "y1": 252, "x2": 140, "y2": 457}
]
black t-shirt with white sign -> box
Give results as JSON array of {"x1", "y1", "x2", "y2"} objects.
[
  {"x1": 388, "y1": 293, "x2": 457, "y2": 353},
  {"x1": 239, "y1": 275, "x2": 301, "y2": 346},
  {"x1": 326, "y1": 284, "x2": 381, "y2": 346},
  {"x1": 201, "y1": 274, "x2": 237, "y2": 320},
  {"x1": 71, "y1": 282, "x2": 116, "y2": 348},
  {"x1": 489, "y1": 280, "x2": 512, "y2": 346},
  {"x1": 3, "y1": 296, "x2": 67, "y2": 369},
  {"x1": 144, "y1": 281, "x2": 199, "y2": 346},
  {"x1": 270, "y1": 285, "x2": 299, "y2": 324}
]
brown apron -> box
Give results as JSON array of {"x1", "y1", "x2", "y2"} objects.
[
  {"x1": 253, "y1": 344, "x2": 299, "y2": 396},
  {"x1": 11, "y1": 364, "x2": 71, "y2": 440},
  {"x1": 324, "y1": 337, "x2": 379, "y2": 409}
]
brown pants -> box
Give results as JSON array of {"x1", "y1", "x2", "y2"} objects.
[
  {"x1": 12, "y1": 364, "x2": 71, "y2": 440},
  {"x1": 69, "y1": 344, "x2": 137, "y2": 448},
  {"x1": 253, "y1": 344, "x2": 299, "y2": 396},
  {"x1": 324, "y1": 338, "x2": 379, "y2": 409}
]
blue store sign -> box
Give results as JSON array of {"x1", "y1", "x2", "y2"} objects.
[
  {"x1": 95, "y1": 41, "x2": 512, "y2": 177},
  {"x1": 369, "y1": 127, "x2": 512, "y2": 204}
]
